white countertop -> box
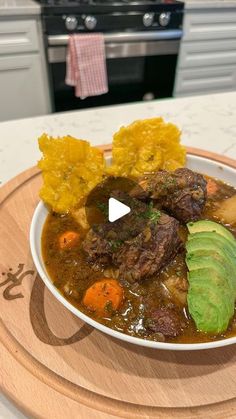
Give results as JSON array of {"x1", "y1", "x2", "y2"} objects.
[
  {"x1": 0, "y1": 0, "x2": 40, "y2": 16},
  {"x1": 1, "y1": 91, "x2": 236, "y2": 418},
  {"x1": 1, "y1": 91, "x2": 236, "y2": 186},
  {"x1": 185, "y1": 0, "x2": 236, "y2": 9}
]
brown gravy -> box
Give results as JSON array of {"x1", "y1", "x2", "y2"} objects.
[{"x1": 42, "y1": 176, "x2": 236, "y2": 344}]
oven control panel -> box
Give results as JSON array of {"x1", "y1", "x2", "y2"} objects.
[
  {"x1": 44, "y1": 10, "x2": 183, "y2": 35},
  {"x1": 143, "y1": 13, "x2": 154, "y2": 28},
  {"x1": 84, "y1": 15, "x2": 97, "y2": 30},
  {"x1": 65, "y1": 15, "x2": 78, "y2": 31},
  {"x1": 159, "y1": 12, "x2": 171, "y2": 27}
]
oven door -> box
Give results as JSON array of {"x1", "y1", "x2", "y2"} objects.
[{"x1": 47, "y1": 30, "x2": 182, "y2": 112}]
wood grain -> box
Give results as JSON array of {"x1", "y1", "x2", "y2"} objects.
[{"x1": 0, "y1": 147, "x2": 236, "y2": 419}]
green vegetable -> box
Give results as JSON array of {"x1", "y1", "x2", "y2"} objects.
[
  {"x1": 186, "y1": 255, "x2": 236, "y2": 295},
  {"x1": 186, "y1": 220, "x2": 236, "y2": 334},
  {"x1": 110, "y1": 239, "x2": 124, "y2": 251},
  {"x1": 187, "y1": 220, "x2": 236, "y2": 248},
  {"x1": 141, "y1": 202, "x2": 161, "y2": 224},
  {"x1": 187, "y1": 231, "x2": 236, "y2": 256},
  {"x1": 97, "y1": 202, "x2": 108, "y2": 217}
]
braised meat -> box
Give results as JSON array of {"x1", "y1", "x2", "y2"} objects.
[
  {"x1": 146, "y1": 307, "x2": 186, "y2": 337},
  {"x1": 82, "y1": 228, "x2": 113, "y2": 267},
  {"x1": 82, "y1": 210, "x2": 182, "y2": 282},
  {"x1": 82, "y1": 192, "x2": 149, "y2": 268},
  {"x1": 115, "y1": 213, "x2": 182, "y2": 282},
  {"x1": 131, "y1": 168, "x2": 207, "y2": 223}
]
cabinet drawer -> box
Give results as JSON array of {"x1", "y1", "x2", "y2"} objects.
[
  {"x1": 175, "y1": 65, "x2": 236, "y2": 96},
  {"x1": 0, "y1": 20, "x2": 39, "y2": 54},
  {"x1": 183, "y1": 11, "x2": 236, "y2": 41},
  {"x1": 178, "y1": 39, "x2": 236, "y2": 68},
  {"x1": 0, "y1": 54, "x2": 49, "y2": 121}
]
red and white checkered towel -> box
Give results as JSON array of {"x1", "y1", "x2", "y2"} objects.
[{"x1": 65, "y1": 33, "x2": 108, "y2": 99}]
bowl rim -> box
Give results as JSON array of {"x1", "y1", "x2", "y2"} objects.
[{"x1": 30, "y1": 155, "x2": 236, "y2": 351}]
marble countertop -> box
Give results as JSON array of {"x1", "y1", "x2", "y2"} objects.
[
  {"x1": 0, "y1": 0, "x2": 40, "y2": 16},
  {"x1": 1, "y1": 91, "x2": 236, "y2": 419},
  {"x1": 184, "y1": 0, "x2": 236, "y2": 9},
  {"x1": 1, "y1": 91, "x2": 236, "y2": 186}
]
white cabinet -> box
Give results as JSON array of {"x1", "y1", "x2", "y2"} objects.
[
  {"x1": 183, "y1": 11, "x2": 236, "y2": 41},
  {"x1": 175, "y1": 65, "x2": 236, "y2": 96},
  {"x1": 178, "y1": 39, "x2": 236, "y2": 68},
  {"x1": 0, "y1": 17, "x2": 51, "y2": 121},
  {"x1": 0, "y1": 20, "x2": 39, "y2": 54},
  {"x1": 0, "y1": 54, "x2": 50, "y2": 120},
  {"x1": 174, "y1": 8, "x2": 236, "y2": 97}
]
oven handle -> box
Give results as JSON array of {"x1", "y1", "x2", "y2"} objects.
[{"x1": 48, "y1": 30, "x2": 182, "y2": 46}]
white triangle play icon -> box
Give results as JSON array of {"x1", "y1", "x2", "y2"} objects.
[{"x1": 108, "y1": 197, "x2": 131, "y2": 222}]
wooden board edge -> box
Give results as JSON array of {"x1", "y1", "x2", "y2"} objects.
[
  {"x1": 0, "y1": 166, "x2": 40, "y2": 204},
  {"x1": 1, "y1": 319, "x2": 236, "y2": 419},
  {"x1": 1, "y1": 144, "x2": 236, "y2": 418},
  {"x1": 186, "y1": 147, "x2": 236, "y2": 169}
]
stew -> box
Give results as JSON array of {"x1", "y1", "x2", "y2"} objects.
[{"x1": 42, "y1": 172, "x2": 236, "y2": 344}]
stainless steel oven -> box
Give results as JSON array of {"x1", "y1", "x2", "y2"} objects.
[{"x1": 40, "y1": 0, "x2": 184, "y2": 112}]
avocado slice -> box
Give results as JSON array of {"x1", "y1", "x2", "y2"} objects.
[
  {"x1": 188, "y1": 291, "x2": 221, "y2": 334},
  {"x1": 188, "y1": 269, "x2": 234, "y2": 332},
  {"x1": 187, "y1": 273, "x2": 234, "y2": 333},
  {"x1": 186, "y1": 237, "x2": 236, "y2": 267},
  {"x1": 187, "y1": 245, "x2": 236, "y2": 288},
  {"x1": 188, "y1": 269, "x2": 234, "y2": 315},
  {"x1": 186, "y1": 255, "x2": 236, "y2": 296},
  {"x1": 187, "y1": 220, "x2": 236, "y2": 248},
  {"x1": 187, "y1": 231, "x2": 236, "y2": 259}
]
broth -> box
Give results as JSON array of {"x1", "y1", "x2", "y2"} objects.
[{"x1": 42, "y1": 176, "x2": 236, "y2": 344}]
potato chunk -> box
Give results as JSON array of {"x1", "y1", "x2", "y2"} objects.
[
  {"x1": 164, "y1": 275, "x2": 188, "y2": 306},
  {"x1": 214, "y1": 195, "x2": 236, "y2": 225}
]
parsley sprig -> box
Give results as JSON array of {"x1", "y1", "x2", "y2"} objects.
[{"x1": 141, "y1": 202, "x2": 161, "y2": 224}]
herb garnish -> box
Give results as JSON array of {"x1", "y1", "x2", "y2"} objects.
[
  {"x1": 160, "y1": 176, "x2": 177, "y2": 190},
  {"x1": 141, "y1": 202, "x2": 161, "y2": 224},
  {"x1": 105, "y1": 300, "x2": 115, "y2": 314},
  {"x1": 97, "y1": 201, "x2": 108, "y2": 217},
  {"x1": 109, "y1": 239, "x2": 124, "y2": 251}
]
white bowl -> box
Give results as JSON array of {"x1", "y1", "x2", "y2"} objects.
[{"x1": 30, "y1": 155, "x2": 236, "y2": 351}]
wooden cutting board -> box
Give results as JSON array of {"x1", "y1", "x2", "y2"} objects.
[{"x1": 1, "y1": 146, "x2": 236, "y2": 419}]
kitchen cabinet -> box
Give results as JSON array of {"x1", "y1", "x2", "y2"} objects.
[
  {"x1": 174, "y1": 7, "x2": 236, "y2": 97},
  {"x1": 0, "y1": 16, "x2": 51, "y2": 121},
  {"x1": 0, "y1": 54, "x2": 51, "y2": 119}
]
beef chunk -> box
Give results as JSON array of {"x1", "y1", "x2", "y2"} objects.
[
  {"x1": 83, "y1": 210, "x2": 182, "y2": 282},
  {"x1": 115, "y1": 213, "x2": 181, "y2": 282},
  {"x1": 146, "y1": 307, "x2": 185, "y2": 337},
  {"x1": 82, "y1": 228, "x2": 113, "y2": 267},
  {"x1": 131, "y1": 168, "x2": 207, "y2": 223},
  {"x1": 82, "y1": 192, "x2": 148, "y2": 268}
]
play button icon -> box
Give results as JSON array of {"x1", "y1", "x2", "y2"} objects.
[
  {"x1": 108, "y1": 197, "x2": 130, "y2": 222},
  {"x1": 84, "y1": 175, "x2": 147, "y2": 238}
]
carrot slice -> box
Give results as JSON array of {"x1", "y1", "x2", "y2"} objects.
[
  {"x1": 206, "y1": 178, "x2": 218, "y2": 196},
  {"x1": 83, "y1": 279, "x2": 124, "y2": 317},
  {"x1": 58, "y1": 231, "x2": 80, "y2": 249}
]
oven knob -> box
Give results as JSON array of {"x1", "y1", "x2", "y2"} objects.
[
  {"x1": 159, "y1": 12, "x2": 171, "y2": 27},
  {"x1": 143, "y1": 12, "x2": 154, "y2": 28},
  {"x1": 84, "y1": 15, "x2": 97, "y2": 30},
  {"x1": 65, "y1": 16, "x2": 78, "y2": 31}
]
